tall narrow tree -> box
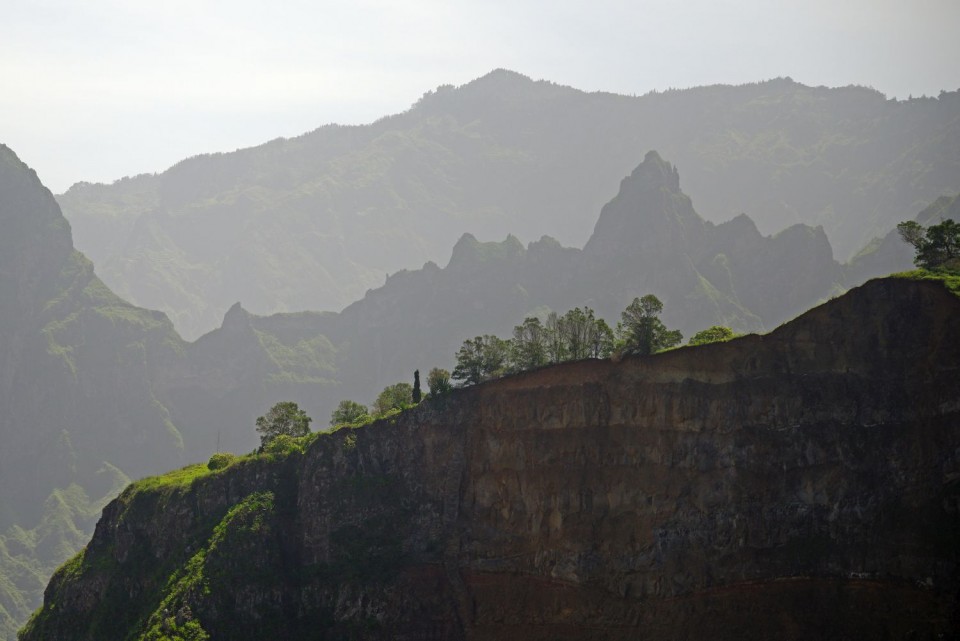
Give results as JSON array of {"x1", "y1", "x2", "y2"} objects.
[{"x1": 412, "y1": 369, "x2": 422, "y2": 403}]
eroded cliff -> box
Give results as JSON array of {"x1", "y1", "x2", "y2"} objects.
[{"x1": 21, "y1": 278, "x2": 960, "y2": 640}]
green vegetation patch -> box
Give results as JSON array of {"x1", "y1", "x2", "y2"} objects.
[
  {"x1": 206, "y1": 453, "x2": 237, "y2": 471},
  {"x1": 125, "y1": 463, "x2": 214, "y2": 496},
  {"x1": 890, "y1": 269, "x2": 960, "y2": 297},
  {"x1": 139, "y1": 492, "x2": 276, "y2": 641},
  {"x1": 255, "y1": 330, "x2": 337, "y2": 384}
]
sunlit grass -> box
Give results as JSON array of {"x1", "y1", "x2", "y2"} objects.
[{"x1": 890, "y1": 268, "x2": 960, "y2": 297}]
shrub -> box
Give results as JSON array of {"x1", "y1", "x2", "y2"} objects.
[
  {"x1": 262, "y1": 434, "x2": 303, "y2": 456},
  {"x1": 207, "y1": 452, "x2": 237, "y2": 471}
]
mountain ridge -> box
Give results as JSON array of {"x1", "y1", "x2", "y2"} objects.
[
  {"x1": 57, "y1": 71, "x2": 960, "y2": 339},
  {"x1": 0, "y1": 145, "x2": 189, "y2": 640},
  {"x1": 0, "y1": 136, "x2": 951, "y2": 638},
  {"x1": 19, "y1": 276, "x2": 960, "y2": 640}
]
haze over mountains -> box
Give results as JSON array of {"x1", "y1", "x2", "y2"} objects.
[
  {"x1": 1, "y1": 69, "x2": 959, "y2": 639},
  {"x1": 0, "y1": 142, "x2": 842, "y2": 637},
  {"x1": 0, "y1": 146, "x2": 187, "y2": 638},
  {"x1": 20, "y1": 279, "x2": 960, "y2": 641},
  {"x1": 59, "y1": 70, "x2": 960, "y2": 339}
]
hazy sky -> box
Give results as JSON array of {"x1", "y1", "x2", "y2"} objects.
[{"x1": 3, "y1": 0, "x2": 958, "y2": 192}]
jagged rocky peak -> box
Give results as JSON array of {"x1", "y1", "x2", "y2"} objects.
[
  {"x1": 0, "y1": 145, "x2": 73, "y2": 267},
  {"x1": 584, "y1": 150, "x2": 700, "y2": 257},
  {"x1": 446, "y1": 232, "x2": 481, "y2": 268},
  {"x1": 526, "y1": 234, "x2": 566, "y2": 256},
  {"x1": 446, "y1": 233, "x2": 526, "y2": 271},
  {"x1": 220, "y1": 301, "x2": 252, "y2": 331},
  {"x1": 772, "y1": 223, "x2": 836, "y2": 261},
  {"x1": 629, "y1": 149, "x2": 681, "y2": 192},
  {"x1": 715, "y1": 212, "x2": 761, "y2": 235},
  {"x1": 0, "y1": 145, "x2": 75, "y2": 317}
]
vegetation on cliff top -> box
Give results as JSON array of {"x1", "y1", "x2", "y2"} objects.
[
  {"x1": 449, "y1": 295, "x2": 684, "y2": 387},
  {"x1": 890, "y1": 269, "x2": 960, "y2": 297},
  {"x1": 892, "y1": 217, "x2": 960, "y2": 296},
  {"x1": 897, "y1": 219, "x2": 960, "y2": 271},
  {"x1": 21, "y1": 397, "x2": 420, "y2": 640},
  {"x1": 255, "y1": 402, "x2": 312, "y2": 448}
]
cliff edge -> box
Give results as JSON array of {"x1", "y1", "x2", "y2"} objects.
[{"x1": 21, "y1": 278, "x2": 960, "y2": 640}]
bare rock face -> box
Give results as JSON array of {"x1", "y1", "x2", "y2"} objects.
[{"x1": 22, "y1": 278, "x2": 960, "y2": 640}]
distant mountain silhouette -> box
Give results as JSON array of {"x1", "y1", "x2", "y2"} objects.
[
  {"x1": 58, "y1": 70, "x2": 960, "y2": 339},
  {"x1": 305, "y1": 151, "x2": 843, "y2": 405}
]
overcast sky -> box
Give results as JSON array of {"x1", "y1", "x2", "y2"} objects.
[{"x1": 2, "y1": 0, "x2": 958, "y2": 193}]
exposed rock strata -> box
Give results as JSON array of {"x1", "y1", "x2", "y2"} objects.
[{"x1": 22, "y1": 279, "x2": 960, "y2": 640}]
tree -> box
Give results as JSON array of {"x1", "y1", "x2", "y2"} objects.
[
  {"x1": 427, "y1": 367, "x2": 452, "y2": 396},
  {"x1": 509, "y1": 308, "x2": 615, "y2": 371},
  {"x1": 452, "y1": 337, "x2": 485, "y2": 386},
  {"x1": 561, "y1": 307, "x2": 594, "y2": 360},
  {"x1": 330, "y1": 399, "x2": 369, "y2": 426},
  {"x1": 620, "y1": 295, "x2": 682, "y2": 355},
  {"x1": 511, "y1": 317, "x2": 548, "y2": 371},
  {"x1": 688, "y1": 325, "x2": 735, "y2": 346},
  {"x1": 452, "y1": 335, "x2": 511, "y2": 386},
  {"x1": 481, "y1": 335, "x2": 511, "y2": 378},
  {"x1": 544, "y1": 312, "x2": 567, "y2": 363},
  {"x1": 898, "y1": 219, "x2": 960, "y2": 270},
  {"x1": 373, "y1": 382, "x2": 413, "y2": 416},
  {"x1": 897, "y1": 221, "x2": 925, "y2": 250},
  {"x1": 256, "y1": 401, "x2": 311, "y2": 447},
  {"x1": 412, "y1": 370, "x2": 422, "y2": 404},
  {"x1": 590, "y1": 318, "x2": 616, "y2": 358}
]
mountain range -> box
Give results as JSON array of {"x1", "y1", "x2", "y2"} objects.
[
  {"x1": 20, "y1": 276, "x2": 960, "y2": 640},
  {"x1": 0, "y1": 144, "x2": 839, "y2": 638},
  {"x1": 1, "y1": 69, "x2": 959, "y2": 639},
  {"x1": 58, "y1": 70, "x2": 960, "y2": 339}
]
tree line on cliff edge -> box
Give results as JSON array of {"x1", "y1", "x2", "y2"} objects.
[
  {"x1": 254, "y1": 217, "x2": 959, "y2": 454},
  {"x1": 314, "y1": 294, "x2": 735, "y2": 435}
]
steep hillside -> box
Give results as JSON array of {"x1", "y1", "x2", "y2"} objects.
[
  {"x1": 0, "y1": 146, "x2": 188, "y2": 640},
  {"x1": 58, "y1": 70, "x2": 960, "y2": 339},
  {"x1": 21, "y1": 278, "x2": 960, "y2": 640}
]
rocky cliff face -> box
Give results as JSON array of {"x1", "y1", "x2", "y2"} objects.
[{"x1": 22, "y1": 278, "x2": 960, "y2": 640}]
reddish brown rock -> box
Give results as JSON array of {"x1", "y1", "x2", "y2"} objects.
[{"x1": 22, "y1": 278, "x2": 960, "y2": 640}]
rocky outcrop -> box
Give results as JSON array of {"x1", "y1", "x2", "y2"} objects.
[{"x1": 21, "y1": 278, "x2": 960, "y2": 640}]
